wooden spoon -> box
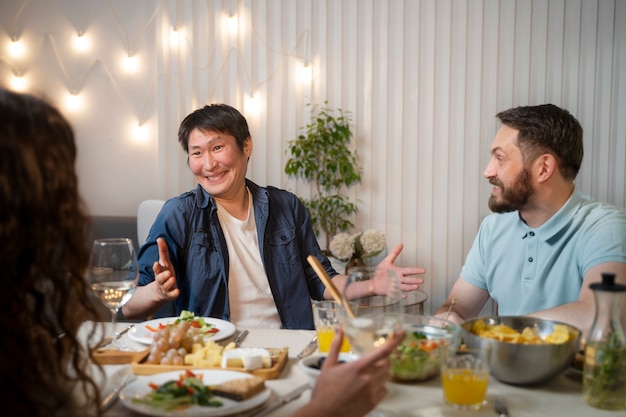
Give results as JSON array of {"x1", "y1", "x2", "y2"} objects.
[{"x1": 307, "y1": 255, "x2": 356, "y2": 318}]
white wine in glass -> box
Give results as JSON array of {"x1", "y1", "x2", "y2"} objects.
[{"x1": 88, "y1": 238, "x2": 138, "y2": 350}]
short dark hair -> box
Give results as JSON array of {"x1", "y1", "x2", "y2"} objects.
[
  {"x1": 178, "y1": 104, "x2": 250, "y2": 153},
  {"x1": 496, "y1": 104, "x2": 584, "y2": 181}
]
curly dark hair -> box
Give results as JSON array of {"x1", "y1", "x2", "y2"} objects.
[
  {"x1": 0, "y1": 88, "x2": 102, "y2": 416},
  {"x1": 496, "y1": 104, "x2": 584, "y2": 181}
]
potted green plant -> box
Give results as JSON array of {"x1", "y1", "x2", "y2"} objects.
[{"x1": 285, "y1": 102, "x2": 362, "y2": 252}]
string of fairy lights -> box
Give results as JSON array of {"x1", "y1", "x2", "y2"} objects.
[{"x1": 2, "y1": 0, "x2": 314, "y2": 141}]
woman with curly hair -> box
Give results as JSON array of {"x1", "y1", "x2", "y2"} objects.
[{"x1": 0, "y1": 87, "x2": 103, "y2": 416}]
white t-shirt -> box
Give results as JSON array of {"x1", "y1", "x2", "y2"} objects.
[{"x1": 216, "y1": 189, "x2": 282, "y2": 328}]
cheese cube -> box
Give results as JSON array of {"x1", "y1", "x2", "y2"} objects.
[{"x1": 221, "y1": 348, "x2": 271, "y2": 370}]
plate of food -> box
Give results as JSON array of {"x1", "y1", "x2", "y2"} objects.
[
  {"x1": 128, "y1": 311, "x2": 236, "y2": 345},
  {"x1": 120, "y1": 369, "x2": 270, "y2": 416}
]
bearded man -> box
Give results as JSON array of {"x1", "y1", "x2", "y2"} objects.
[{"x1": 435, "y1": 104, "x2": 626, "y2": 338}]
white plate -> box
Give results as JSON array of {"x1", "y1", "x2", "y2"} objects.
[
  {"x1": 128, "y1": 317, "x2": 236, "y2": 345},
  {"x1": 119, "y1": 370, "x2": 270, "y2": 417}
]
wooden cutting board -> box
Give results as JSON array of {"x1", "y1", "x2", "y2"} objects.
[
  {"x1": 91, "y1": 348, "x2": 151, "y2": 365},
  {"x1": 130, "y1": 347, "x2": 289, "y2": 380}
]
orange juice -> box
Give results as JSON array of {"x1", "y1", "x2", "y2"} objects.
[
  {"x1": 441, "y1": 368, "x2": 489, "y2": 408},
  {"x1": 317, "y1": 326, "x2": 351, "y2": 353}
]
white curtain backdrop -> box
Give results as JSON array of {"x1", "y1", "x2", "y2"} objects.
[
  {"x1": 1, "y1": 0, "x2": 624, "y2": 314},
  {"x1": 155, "y1": 0, "x2": 626, "y2": 314}
]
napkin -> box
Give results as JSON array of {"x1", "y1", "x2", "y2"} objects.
[{"x1": 92, "y1": 363, "x2": 133, "y2": 400}]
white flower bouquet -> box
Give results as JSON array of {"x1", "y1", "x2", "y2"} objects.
[{"x1": 329, "y1": 229, "x2": 386, "y2": 262}]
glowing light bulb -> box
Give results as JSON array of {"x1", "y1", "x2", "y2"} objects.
[
  {"x1": 244, "y1": 94, "x2": 260, "y2": 116},
  {"x1": 170, "y1": 28, "x2": 184, "y2": 47},
  {"x1": 10, "y1": 75, "x2": 27, "y2": 91},
  {"x1": 122, "y1": 54, "x2": 139, "y2": 73},
  {"x1": 227, "y1": 15, "x2": 238, "y2": 33},
  {"x1": 73, "y1": 33, "x2": 90, "y2": 52},
  {"x1": 222, "y1": 13, "x2": 239, "y2": 36},
  {"x1": 298, "y1": 61, "x2": 313, "y2": 84},
  {"x1": 64, "y1": 92, "x2": 83, "y2": 112},
  {"x1": 132, "y1": 123, "x2": 149, "y2": 143},
  {"x1": 8, "y1": 39, "x2": 25, "y2": 59}
]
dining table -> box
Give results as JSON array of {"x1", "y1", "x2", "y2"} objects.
[{"x1": 90, "y1": 321, "x2": 617, "y2": 417}]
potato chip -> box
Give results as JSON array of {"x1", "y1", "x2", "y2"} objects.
[
  {"x1": 471, "y1": 320, "x2": 571, "y2": 345},
  {"x1": 544, "y1": 324, "x2": 570, "y2": 344}
]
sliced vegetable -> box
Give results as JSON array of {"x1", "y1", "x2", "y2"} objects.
[{"x1": 132, "y1": 370, "x2": 223, "y2": 411}]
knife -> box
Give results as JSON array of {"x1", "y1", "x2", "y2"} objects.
[
  {"x1": 233, "y1": 329, "x2": 249, "y2": 346},
  {"x1": 296, "y1": 335, "x2": 318, "y2": 359},
  {"x1": 99, "y1": 373, "x2": 136, "y2": 412},
  {"x1": 249, "y1": 384, "x2": 310, "y2": 417}
]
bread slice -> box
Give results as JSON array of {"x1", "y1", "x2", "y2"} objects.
[{"x1": 211, "y1": 376, "x2": 265, "y2": 401}]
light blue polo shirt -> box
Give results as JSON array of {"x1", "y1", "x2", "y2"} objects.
[{"x1": 461, "y1": 189, "x2": 626, "y2": 315}]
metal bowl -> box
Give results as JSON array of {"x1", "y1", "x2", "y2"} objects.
[{"x1": 462, "y1": 316, "x2": 581, "y2": 385}]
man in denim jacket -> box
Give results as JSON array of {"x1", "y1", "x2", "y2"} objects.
[{"x1": 122, "y1": 104, "x2": 424, "y2": 329}]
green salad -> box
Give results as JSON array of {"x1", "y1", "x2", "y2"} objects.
[
  {"x1": 132, "y1": 370, "x2": 223, "y2": 411},
  {"x1": 390, "y1": 331, "x2": 446, "y2": 381}
]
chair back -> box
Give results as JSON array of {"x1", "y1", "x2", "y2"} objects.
[{"x1": 137, "y1": 199, "x2": 165, "y2": 246}]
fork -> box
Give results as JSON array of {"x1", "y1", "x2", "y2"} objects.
[{"x1": 493, "y1": 396, "x2": 510, "y2": 417}]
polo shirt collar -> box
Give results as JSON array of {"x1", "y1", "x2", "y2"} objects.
[{"x1": 515, "y1": 188, "x2": 584, "y2": 242}]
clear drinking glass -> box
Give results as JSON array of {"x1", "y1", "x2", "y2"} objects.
[
  {"x1": 340, "y1": 266, "x2": 403, "y2": 417},
  {"x1": 312, "y1": 300, "x2": 354, "y2": 353},
  {"x1": 441, "y1": 347, "x2": 491, "y2": 410},
  {"x1": 345, "y1": 266, "x2": 403, "y2": 317},
  {"x1": 87, "y1": 238, "x2": 139, "y2": 350}
]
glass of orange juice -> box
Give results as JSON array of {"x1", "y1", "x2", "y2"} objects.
[
  {"x1": 311, "y1": 300, "x2": 352, "y2": 353},
  {"x1": 441, "y1": 347, "x2": 491, "y2": 410}
]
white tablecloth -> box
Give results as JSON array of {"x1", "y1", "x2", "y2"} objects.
[{"x1": 92, "y1": 322, "x2": 615, "y2": 417}]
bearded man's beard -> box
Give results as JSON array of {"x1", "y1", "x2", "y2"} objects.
[{"x1": 488, "y1": 169, "x2": 534, "y2": 213}]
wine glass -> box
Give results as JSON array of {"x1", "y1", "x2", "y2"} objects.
[
  {"x1": 88, "y1": 238, "x2": 139, "y2": 350},
  {"x1": 344, "y1": 265, "x2": 403, "y2": 317},
  {"x1": 340, "y1": 266, "x2": 403, "y2": 417}
]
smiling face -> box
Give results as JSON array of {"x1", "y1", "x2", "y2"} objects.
[
  {"x1": 483, "y1": 125, "x2": 534, "y2": 213},
  {"x1": 188, "y1": 128, "x2": 252, "y2": 202}
]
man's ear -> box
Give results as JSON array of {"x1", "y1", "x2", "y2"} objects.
[
  {"x1": 535, "y1": 153, "x2": 557, "y2": 183},
  {"x1": 244, "y1": 137, "x2": 253, "y2": 157}
]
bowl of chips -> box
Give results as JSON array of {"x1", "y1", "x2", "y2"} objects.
[{"x1": 462, "y1": 316, "x2": 581, "y2": 385}]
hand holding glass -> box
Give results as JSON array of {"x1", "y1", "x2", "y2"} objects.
[
  {"x1": 88, "y1": 238, "x2": 138, "y2": 350},
  {"x1": 340, "y1": 267, "x2": 403, "y2": 417}
]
